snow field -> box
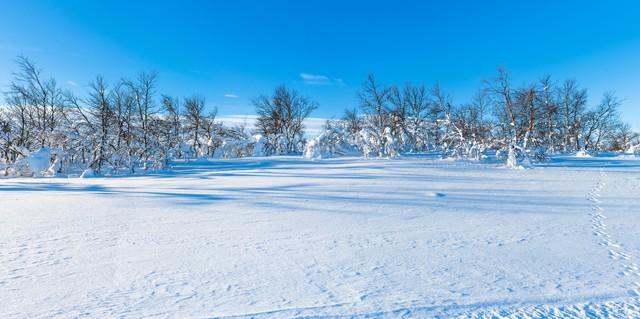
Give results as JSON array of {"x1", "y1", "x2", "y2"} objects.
[{"x1": 1, "y1": 155, "x2": 640, "y2": 318}]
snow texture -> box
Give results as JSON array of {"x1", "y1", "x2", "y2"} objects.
[{"x1": 1, "y1": 154, "x2": 640, "y2": 318}]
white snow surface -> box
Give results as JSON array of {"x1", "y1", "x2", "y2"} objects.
[{"x1": 2, "y1": 155, "x2": 640, "y2": 318}]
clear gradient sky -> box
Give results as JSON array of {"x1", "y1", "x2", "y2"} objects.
[{"x1": 1, "y1": 1, "x2": 639, "y2": 129}]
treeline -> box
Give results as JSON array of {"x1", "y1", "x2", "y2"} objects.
[
  {"x1": 306, "y1": 70, "x2": 639, "y2": 166},
  {"x1": 1, "y1": 57, "x2": 638, "y2": 176},
  {"x1": 0, "y1": 57, "x2": 314, "y2": 176}
]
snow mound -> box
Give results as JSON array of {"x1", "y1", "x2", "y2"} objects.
[
  {"x1": 25, "y1": 147, "x2": 63, "y2": 177},
  {"x1": 28, "y1": 148, "x2": 51, "y2": 177},
  {"x1": 574, "y1": 150, "x2": 592, "y2": 158}
]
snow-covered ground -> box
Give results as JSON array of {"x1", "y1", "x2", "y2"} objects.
[{"x1": 1, "y1": 155, "x2": 640, "y2": 318}]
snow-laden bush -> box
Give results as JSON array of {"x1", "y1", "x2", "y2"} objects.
[
  {"x1": 501, "y1": 145, "x2": 532, "y2": 169},
  {"x1": 383, "y1": 127, "x2": 399, "y2": 158},
  {"x1": 304, "y1": 130, "x2": 358, "y2": 160},
  {"x1": 305, "y1": 121, "x2": 401, "y2": 160},
  {"x1": 27, "y1": 148, "x2": 52, "y2": 177},
  {"x1": 303, "y1": 136, "x2": 322, "y2": 160},
  {"x1": 624, "y1": 145, "x2": 636, "y2": 155},
  {"x1": 251, "y1": 135, "x2": 267, "y2": 157},
  {"x1": 355, "y1": 127, "x2": 401, "y2": 158},
  {"x1": 574, "y1": 150, "x2": 592, "y2": 158},
  {"x1": 2, "y1": 147, "x2": 64, "y2": 177},
  {"x1": 215, "y1": 135, "x2": 267, "y2": 159},
  {"x1": 217, "y1": 139, "x2": 248, "y2": 158},
  {"x1": 356, "y1": 128, "x2": 379, "y2": 158}
]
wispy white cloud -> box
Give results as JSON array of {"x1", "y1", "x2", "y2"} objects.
[
  {"x1": 300, "y1": 73, "x2": 344, "y2": 86},
  {"x1": 66, "y1": 80, "x2": 78, "y2": 87},
  {"x1": 300, "y1": 73, "x2": 330, "y2": 83},
  {"x1": 224, "y1": 93, "x2": 239, "y2": 98}
]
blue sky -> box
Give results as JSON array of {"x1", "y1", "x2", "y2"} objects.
[{"x1": 1, "y1": 1, "x2": 639, "y2": 129}]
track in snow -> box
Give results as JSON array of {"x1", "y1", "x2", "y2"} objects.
[{"x1": 588, "y1": 170, "x2": 640, "y2": 297}]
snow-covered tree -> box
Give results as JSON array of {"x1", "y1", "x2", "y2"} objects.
[{"x1": 253, "y1": 85, "x2": 317, "y2": 154}]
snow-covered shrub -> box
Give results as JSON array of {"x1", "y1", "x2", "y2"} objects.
[
  {"x1": 253, "y1": 86, "x2": 317, "y2": 155},
  {"x1": 303, "y1": 137, "x2": 321, "y2": 160},
  {"x1": 304, "y1": 120, "x2": 358, "y2": 159},
  {"x1": 357, "y1": 128, "x2": 378, "y2": 158},
  {"x1": 506, "y1": 147, "x2": 519, "y2": 169},
  {"x1": 214, "y1": 135, "x2": 267, "y2": 159},
  {"x1": 304, "y1": 129, "x2": 357, "y2": 160},
  {"x1": 502, "y1": 145, "x2": 532, "y2": 169},
  {"x1": 218, "y1": 139, "x2": 246, "y2": 159},
  {"x1": 574, "y1": 150, "x2": 592, "y2": 158},
  {"x1": 26, "y1": 148, "x2": 50, "y2": 177},
  {"x1": 383, "y1": 127, "x2": 399, "y2": 158},
  {"x1": 251, "y1": 135, "x2": 267, "y2": 157},
  {"x1": 2, "y1": 147, "x2": 64, "y2": 177},
  {"x1": 306, "y1": 120, "x2": 403, "y2": 160},
  {"x1": 468, "y1": 142, "x2": 488, "y2": 161}
]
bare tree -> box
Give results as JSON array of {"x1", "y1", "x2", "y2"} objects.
[
  {"x1": 487, "y1": 67, "x2": 518, "y2": 147},
  {"x1": 582, "y1": 92, "x2": 621, "y2": 151},
  {"x1": 0, "y1": 110, "x2": 16, "y2": 164},
  {"x1": 358, "y1": 74, "x2": 391, "y2": 156},
  {"x1": 201, "y1": 108, "x2": 219, "y2": 157},
  {"x1": 183, "y1": 95, "x2": 206, "y2": 157},
  {"x1": 558, "y1": 79, "x2": 587, "y2": 151},
  {"x1": 4, "y1": 91, "x2": 31, "y2": 155},
  {"x1": 387, "y1": 84, "x2": 408, "y2": 146},
  {"x1": 404, "y1": 83, "x2": 429, "y2": 150},
  {"x1": 536, "y1": 76, "x2": 559, "y2": 152},
  {"x1": 342, "y1": 108, "x2": 362, "y2": 136},
  {"x1": 448, "y1": 88, "x2": 492, "y2": 158},
  {"x1": 610, "y1": 123, "x2": 639, "y2": 152},
  {"x1": 85, "y1": 76, "x2": 113, "y2": 174},
  {"x1": 254, "y1": 85, "x2": 317, "y2": 154},
  {"x1": 111, "y1": 81, "x2": 136, "y2": 171},
  {"x1": 514, "y1": 85, "x2": 538, "y2": 149},
  {"x1": 161, "y1": 95, "x2": 183, "y2": 159},
  {"x1": 128, "y1": 72, "x2": 158, "y2": 169},
  {"x1": 429, "y1": 82, "x2": 453, "y2": 149},
  {"x1": 7, "y1": 56, "x2": 64, "y2": 149}
]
